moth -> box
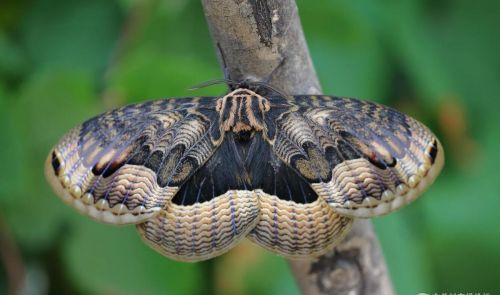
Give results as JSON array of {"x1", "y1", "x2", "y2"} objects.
[{"x1": 45, "y1": 85, "x2": 444, "y2": 262}]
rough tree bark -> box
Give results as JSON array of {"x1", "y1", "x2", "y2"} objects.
[{"x1": 201, "y1": 1, "x2": 395, "y2": 294}]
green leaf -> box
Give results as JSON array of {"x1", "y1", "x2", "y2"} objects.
[
  {"x1": 106, "y1": 48, "x2": 223, "y2": 104},
  {"x1": 0, "y1": 83, "x2": 29, "y2": 199},
  {"x1": 63, "y1": 218, "x2": 200, "y2": 295},
  {"x1": 0, "y1": 32, "x2": 29, "y2": 80},
  {"x1": 299, "y1": 1, "x2": 388, "y2": 101},
  {"x1": 374, "y1": 212, "x2": 434, "y2": 294},
  {"x1": 2, "y1": 67, "x2": 100, "y2": 250},
  {"x1": 19, "y1": 0, "x2": 123, "y2": 76}
]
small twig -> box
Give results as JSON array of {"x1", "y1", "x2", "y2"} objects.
[
  {"x1": 201, "y1": 1, "x2": 395, "y2": 294},
  {"x1": 0, "y1": 213, "x2": 26, "y2": 295}
]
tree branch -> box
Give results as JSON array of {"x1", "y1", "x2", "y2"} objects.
[
  {"x1": 201, "y1": 1, "x2": 395, "y2": 294},
  {"x1": 202, "y1": 0, "x2": 320, "y2": 94}
]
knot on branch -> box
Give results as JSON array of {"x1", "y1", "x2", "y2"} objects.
[{"x1": 310, "y1": 249, "x2": 363, "y2": 294}]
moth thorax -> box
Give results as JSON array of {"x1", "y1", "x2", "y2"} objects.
[{"x1": 217, "y1": 88, "x2": 270, "y2": 140}]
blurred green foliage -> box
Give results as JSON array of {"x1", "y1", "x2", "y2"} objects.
[{"x1": 1, "y1": 0, "x2": 499, "y2": 294}]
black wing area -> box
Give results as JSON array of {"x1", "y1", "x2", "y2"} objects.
[{"x1": 172, "y1": 133, "x2": 318, "y2": 205}]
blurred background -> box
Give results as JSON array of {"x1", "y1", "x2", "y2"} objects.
[{"x1": 1, "y1": 0, "x2": 499, "y2": 294}]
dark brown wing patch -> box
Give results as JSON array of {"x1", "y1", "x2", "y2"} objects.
[
  {"x1": 45, "y1": 97, "x2": 221, "y2": 224},
  {"x1": 268, "y1": 95, "x2": 444, "y2": 218},
  {"x1": 171, "y1": 132, "x2": 319, "y2": 205}
]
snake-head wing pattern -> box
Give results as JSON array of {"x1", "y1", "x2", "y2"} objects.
[{"x1": 45, "y1": 88, "x2": 443, "y2": 261}]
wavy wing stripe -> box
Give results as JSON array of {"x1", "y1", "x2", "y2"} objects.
[
  {"x1": 137, "y1": 190, "x2": 260, "y2": 262},
  {"x1": 45, "y1": 100, "x2": 215, "y2": 225},
  {"x1": 247, "y1": 194, "x2": 352, "y2": 258},
  {"x1": 286, "y1": 96, "x2": 445, "y2": 218},
  {"x1": 312, "y1": 138, "x2": 444, "y2": 217}
]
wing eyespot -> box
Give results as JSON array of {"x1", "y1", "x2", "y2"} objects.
[
  {"x1": 428, "y1": 139, "x2": 438, "y2": 164},
  {"x1": 92, "y1": 157, "x2": 127, "y2": 178},
  {"x1": 366, "y1": 151, "x2": 397, "y2": 169},
  {"x1": 51, "y1": 151, "x2": 61, "y2": 176}
]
